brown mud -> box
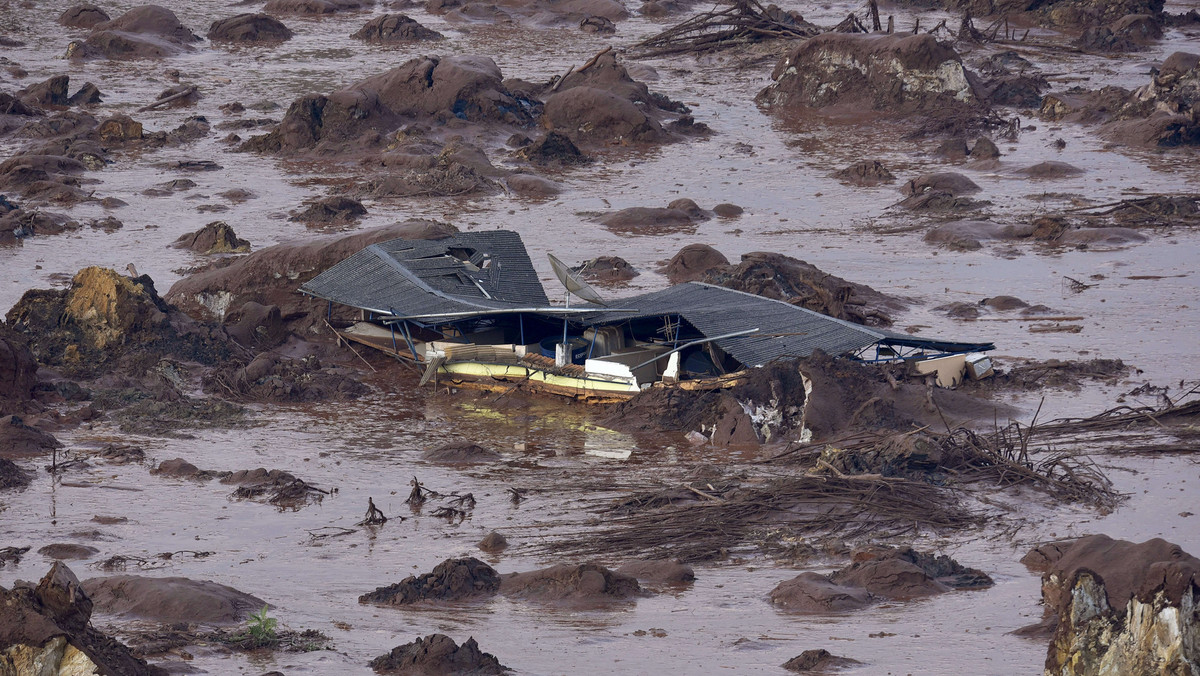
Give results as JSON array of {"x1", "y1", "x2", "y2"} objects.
[{"x1": 2, "y1": 0, "x2": 1200, "y2": 673}]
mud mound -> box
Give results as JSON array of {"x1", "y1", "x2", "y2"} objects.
[
  {"x1": 478, "y1": 531, "x2": 508, "y2": 553},
  {"x1": 601, "y1": 358, "x2": 811, "y2": 445},
  {"x1": 59, "y1": 4, "x2": 111, "y2": 29},
  {"x1": 223, "y1": 302, "x2": 287, "y2": 349},
  {"x1": 38, "y1": 543, "x2": 99, "y2": 560},
  {"x1": 0, "y1": 331, "x2": 37, "y2": 410},
  {"x1": 0, "y1": 457, "x2": 30, "y2": 489},
  {"x1": 543, "y1": 51, "x2": 693, "y2": 147},
  {"x1": 360, "y1": 557, "x2": 501, "y2": 605},
  {"x1": 974, "y1": 358, "x2": 1130, "y2": 392},
  {"x1": 572, "y1": 255, "x2": 637, "y2": 282},
  {"x1": 600, "y1": 204, "x2": 700, "y2": 235},
  {"x1": 422, "y1": 441, "x2": 502, "y2": 464},
  {"x1": 207, "y1": 13, "x2": 294, "y2": 43},
  {"x1": 759, "y1": 33, "x2": 983, "y2": 119},
  {"x1": 75, "y1": 5, "x2": 202, "y2": 60},
  {"x1": 783, "y1": 649, "x2": 861, "y2": 672},
  {"x1": 1041, "y1": 51, "x2": 1200, "y2": 147},
  {"x1": 0, "y1": 563, "x2": 164, "y2": 675},
  {"x1": 151, "y1": 457, "x2": 205, "y2": 478},
  {"x1": 833, "y1": 159, "x2": 895, "y2": 186},
  {"x1": 369, "y1": 634, "x2": 508, "y2": 675},
  {"x1": 924, "y1": 220, "x2": 1033, "y2": 250},
  {"x1": 1017, "y1": 161, "x2": 1084, "y2": 178},
  {"x1": 0, "y1": 415, "x2": 62, "y2": 460},
  {"x1": 165, "y1": 220, "x2": 457, "y2": 333},
  {"x1": 265, "y1": 0, "x2": 373, "y2": 15},
  {"x1": 82, "y1": 575, "x2": 266, "y2": 625},
  {"x1": 289, "y1": 196, "x2": 367, "y2": 225},
  {"x1": 500, "y1": 563, "x2": 641, "y2": 605},
  {"x1": 773, "y1": 547, "x2": 989, "y2": 612},
  {"x1": 515, "y1": 131, "x2": 589, "y2": 165},
  {"x1": 702, "y1": 252, "x2": 903, "y2": 327},
  {"x1": 241, "y1": 55, "x2": 534, "y2": 155},
  {"x1": 660, "y1": 243, "x2": 729, "y2": 283},
  {"x1": 902, "y1": 172, "x2": 981, "y2": 197},
  {"x1": 172, "y1": 221, "x2": 250, "y2": 254},
  {"x1": 1021, "y1": 535, "x2": 1200, "y2": 675},
  {"x1": 770, "y1": 572, "x2": 872, "y2": 612},
  {"x1": 352, "y1": 14, "x2": 444, "y2": 42},
  {"x1": 6, "y1": 267, "x2": 233, "y2": 378},
  {"x1": 615, "y1": 560, "x2": 695, "y2": 585}
]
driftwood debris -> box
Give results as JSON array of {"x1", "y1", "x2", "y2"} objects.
[
  {"x1": 137, "y1": 85, "x2": 198, "y2": 112},
  {"x1": 357, "y1": 496, "x2": 388, "y2": 525},
  {"x1": 634, "y1": 0, "x2": 820, "y2": 57}
]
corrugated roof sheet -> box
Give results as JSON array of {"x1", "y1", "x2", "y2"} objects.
[
  {"x1": 299, "y1": 231, "x2": 550, "y2": 319},
  {"x1": 583, "y1": 283, "x2": 887, "y2": 367}
]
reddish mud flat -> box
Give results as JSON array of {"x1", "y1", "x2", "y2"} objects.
[{"x1": 3, "y1": 0, "x2": 1200, "y2": 673}]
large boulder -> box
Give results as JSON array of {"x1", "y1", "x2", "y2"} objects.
[
  {"x1": 81, "y1": 575, "x2": 266, "y2": 625},
  {"x1": 770, "y1": 572, "x2": 872, "y2": 612},
  {"x1": 1021, "y1": 534, "x2": 1200, "y2": 675},
  {"x1": 0, "y1": 563, "x2": 164, "y2": 675},
  {"x1": 207, "y1": 13, "x2": 294, "y2": 43},
  {"x1": 759, "y1": 33, "x2": 982, "y2": 118},
  {"x1": 171, "y1": 221, "x2": 251, "y2": 254},
  {"x1": 264, "y1": 0, "x2": 372, "y2": 15},
  {"x1": 0, "y1": 415, "x2": 62, "y2": 460}
]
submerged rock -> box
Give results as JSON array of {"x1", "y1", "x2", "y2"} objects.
[
  {"x1": 833, "y1": 159, "x2": 895, "y2": 186},
  {"x1": 59, "y1": 3, "x2": 111, "y2": 29},
  {"x1": 1021, "y1": 534, "x2": 1200, "y2": 675},
  {"x1": 423, "y1": 441, "x2": 502, "y2": 464},
  {"x1": 369, "y1": 634, "x2": 508, "y2": 675}
]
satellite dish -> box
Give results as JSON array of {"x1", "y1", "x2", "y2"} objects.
[{"x1": 547, "y1": 253, "x2": 607, "y2": 307}]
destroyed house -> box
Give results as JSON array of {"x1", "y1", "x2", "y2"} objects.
[{"x1": 300, "y1": 230, "x2": 993, "y2": 401}]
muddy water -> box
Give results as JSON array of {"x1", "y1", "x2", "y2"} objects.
[{"x1": 3, "y1": 0, "x2": 1200, "y2": 673}]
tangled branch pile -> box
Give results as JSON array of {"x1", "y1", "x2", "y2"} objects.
[{"x1": 634, "y1": 0, "x2": 820, "y2": 57}]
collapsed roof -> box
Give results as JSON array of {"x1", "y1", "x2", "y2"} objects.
[{"x1": 300, "y1": 230, "x2": 993, "y2": 362}]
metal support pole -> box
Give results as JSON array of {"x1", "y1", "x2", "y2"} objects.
[
  {"x1": 327, "y1": 300, "x2": 332, "y2": 318},
  {"x1": 519, "y1": 314, "x2": 525, "y2": 345},
  {"x1": 390, "y1": 324, "x2": 397, "y2": 352},
  {"x1": 400, "y1": 321, "x2": 419, "y2": 361}
]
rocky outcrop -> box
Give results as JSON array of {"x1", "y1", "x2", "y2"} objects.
[
  {"x1": 1021, "y1": 534, "x2": 1200, "y2": 675},
  {"x1": 0, "y1": 562, "x2": 165, "y2": 675},
  {"x1": 369, "y1": 634, "x2": 508, "y2": 674},
  {"x1": 759, "y1": 33, "x2": 983, "y2": 119},
  {"x1": 0, "y1": 331, "x2": 37, "y2": 411},
  {"x1": 172, "y1": 221, "x2": 251, "y2": 254},
  {"x1": 5, "y1": 267, "x2": 233, "y2": 378},
  {"x1": 659, "y1": 243, "x2": 729, "y2": 283}
]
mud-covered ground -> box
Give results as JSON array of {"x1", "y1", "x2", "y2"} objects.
[{"x1": 2, "y1": 0, "x2": 1200, "y2": 673}]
